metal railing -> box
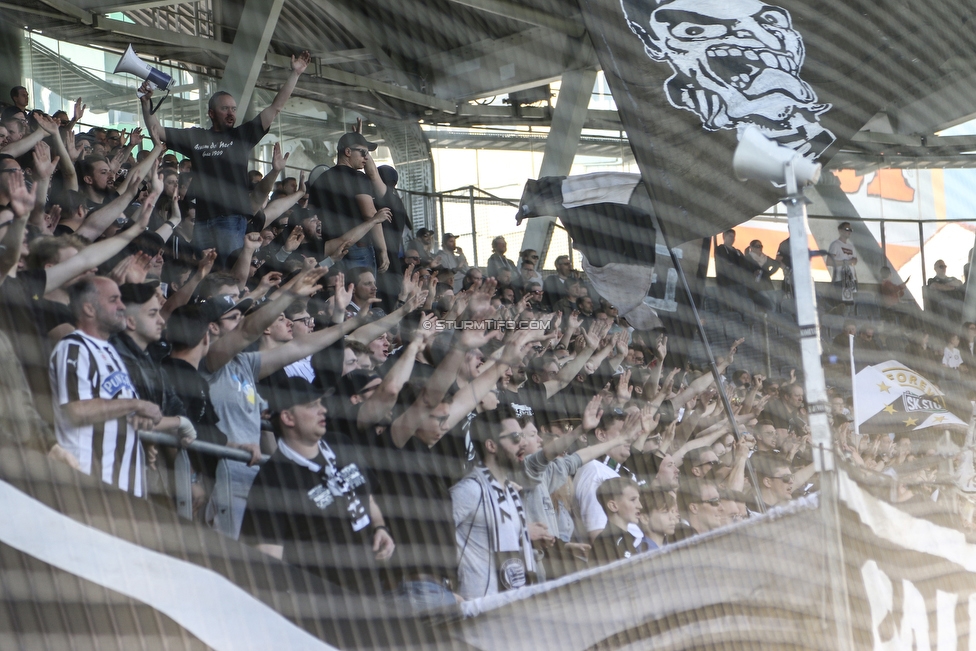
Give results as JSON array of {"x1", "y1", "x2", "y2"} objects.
[{"x1": 139, "y1": 431, "x2": 269, "y2": 521}]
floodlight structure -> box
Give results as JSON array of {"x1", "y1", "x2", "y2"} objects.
[{"x1": 733, "y1": 126, "x2": 833, "y2": 471}]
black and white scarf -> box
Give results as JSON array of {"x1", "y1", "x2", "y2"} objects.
[
  {"x1": 474, "y1": 465, "x2": 535, "y2": 590},
  {"x1": 279, "y1": 439, "x2": 371, "y2": 533}
]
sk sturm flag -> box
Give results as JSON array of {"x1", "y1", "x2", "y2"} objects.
[
  {"x1": 854, "y1": 360, "x2": 968, "y2": 435},
  {"x1": 576, "y1": 0, "x2": 976, "y2": 242}
]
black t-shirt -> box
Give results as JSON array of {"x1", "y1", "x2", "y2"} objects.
[
  {"x1": 240, "y1": 432, "x2": 380, "y2": 593},
  {"x1": 84, "y1": 189, "x2": 119, "y2": 213},
  {"x1": 160, "y1": 355, "x2": 226, "y2": 479},
  {"x1": 307, "y1": 165, "x2": 374, "y2": 243},
  {"x1": 0, "y1": 269, "x2": 59, "y2": 431},
  {"x1": 165, "y1": 116, "x2": 268, "y2": 222},
  {"x1": 375, "y1": 187, "x2": 409, "y2": 263},
  {"x1": 591, "y1": 521, "x2": 640, "y2": 565},
  {"x1": 367, "y1": 428, "x2": 463, "y2": 585}
]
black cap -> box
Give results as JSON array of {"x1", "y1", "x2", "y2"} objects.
[
  {"x1": 200, "y1": 294, "x2": 254, "y2": 323},
  {"x1": 337, "y1": 132, "x2": 377, "y2": 153},
  {"x1": 267, "y1": 376, "x2": 328, "y2": 414},
  {"x1": 166, "y1": 304, "x2": 209, "y2": 349},
  {"x1": 340, "y1": 369, "x2": 382, "y2": 397},
  {"x1": 118, "y1": 281, "x2": 160, "y2": 306}
]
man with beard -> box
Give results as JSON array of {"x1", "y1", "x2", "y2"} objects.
[
  {"x1": 49, "y1": 277, "x2": 177, "y2": 496},
  {"x1": 77, "y1": 155, "x2": 116, "y2": 210},
  {"x1": 139, "y1": 52, "x2": 312, "y2": 260},
  {"x1": 345, "y1": 266, "x2": 386, "y2": 319},
  {"x1": 452, "y1": 407, "x2": 536, "y2": 599}
]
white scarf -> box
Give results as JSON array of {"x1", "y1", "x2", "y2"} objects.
[{"x1": 475, "y1": 465, "x2": 535, "y2": 589}]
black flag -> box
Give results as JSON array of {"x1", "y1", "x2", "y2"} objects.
[{"x1": 578, "y1": 0, "x2": 976, "y2": 242}]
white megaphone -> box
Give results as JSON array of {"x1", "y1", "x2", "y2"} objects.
[
  {"x1": 114, "y1": 45, "x2": 173, "y2": 114},
  {"x1": 114, "y1": 45, "x2": 173, "y2": 90},
  {"x1": 732, "y1": 125, "x2": 821, "y2": 189}
]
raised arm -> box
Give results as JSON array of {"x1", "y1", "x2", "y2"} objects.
[
  {"x1": 205, "y1": 267, "x2": 327, "y2": 372},
  {"x1": 353, "y1": 118, "x2": 388, "y2": 197},
  {"x1": 389, "y1": 326, "x2": 503, "y2": 447},
  {"x1": 73, "y1": 169, "x2": 145, "y2": 241},
  {"x1": 669, "y1": 339, "x2": 742, "y2": 407},
  {"x1": 543, "y1": 320, "x2": 610, "y2": 398},
  {"x1": 51, "y1": 128, "x2": 77, "y2": 192},
  {"x1": 357, "y1": 323, "x2": 433, "y2": 429},
  {"x1": 1, "y1": 115, "x2": 56, "y2": 158},
  {"x1": 27, "y1": 141, "x2": 60, "y2": 230},
  {"x1": 44, "y1": 204, "x2": 151, "y2": 294},
  {"x1": 260, "y1": 172, "x2": 305, "y2": 224},
  {"x1": 323, "y1": 207, "x2": 390, "y2": 259},
  {"x1": 137, "y1": 81, "x2": 166, "y2": 144},
  {"x1": 249, "y1": 142, "x2": 288, "y2": 213},
  {"x1": 231, "y1": 233, "x2": 262, "y2": 290},
  {"x1": 115, "y1": 137, "x2": 164, "y2": 195},
  {"x1": 161, "y1": 249, "x2": 216, "y2": 320},
  {"x1": 0, "y1": 174, "x2": 36, "y2": 280},
  {"x1": 346, "y1": 290, "x2": 427, "y2": 345},
  {"x1": 260, "y1": 52, "x2": 311, "y2": 131},
  {"x1": 440, "y1": 331, "x2": 531, "y2": 429},
  {"x1": 254, "y1": 271, "x2": 357, "y2": 377}
]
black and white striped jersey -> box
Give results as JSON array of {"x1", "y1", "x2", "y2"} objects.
[{"x1": 49, "y1": 330, "x2": 145, "y2": 497}]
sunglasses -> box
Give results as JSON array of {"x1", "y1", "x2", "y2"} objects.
[
  {"x1": 498, "y1": 431, "x2": 523, "y2": 443},
  {"x1": 772, "y1": 473, "x2": 794, "y2": 483},
  {"x1": 352, "y1": 148, "x2": 369, "y2": 156}
]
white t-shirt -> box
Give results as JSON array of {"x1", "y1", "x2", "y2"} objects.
[
  {"x1": 573, "y1": 459, "x2": 643, "y2": 542},
  {"x1": 828, "y1": 238, "x2": 857, "y2": 282}
]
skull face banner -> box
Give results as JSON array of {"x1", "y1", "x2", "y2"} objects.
[
  {"x1": 621, "y1": 0, "x2": 836, "y2": 159},
  {"x1": 576, "y1": 0, "x2": 976, "y2": 243}
]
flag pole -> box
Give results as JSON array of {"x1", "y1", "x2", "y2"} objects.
[
  {"x1": 784, "y1": 159, "x2": 834, "y2": 471},
  {"x1": 648, "y1": 211, "x2": 767, "y2": 512},
  {"x1": 784, "y1": 159, "x2": 854, "y2": 651},
  {"x1": 849, "y1": 334, "x2": 859, "y2": 442}
]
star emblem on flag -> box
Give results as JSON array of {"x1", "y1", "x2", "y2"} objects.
[
  {"x1": 877, "y1": 382, "x2": 891, "y2": 393},
  {"x1": 903, "y1": 417, "x2": 918, "y2": 427},
  {"x1": 882, "y1": 404, "x2": 896, "y2": 415}
]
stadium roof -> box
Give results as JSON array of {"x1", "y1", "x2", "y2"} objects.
[{"x1": 6, "y1": 0, "x2": 976, "y2": 164}]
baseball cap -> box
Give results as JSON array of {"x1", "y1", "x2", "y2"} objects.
[
  {"x1": 119, "y1": 281, "x2": 160, "y2": 306},
  {"x1": 337, "y1": 132, "x2": 377, "y2": 153},
  {"x1": 340, "y1": 369, "x2": 382, "y2": 397},
  {"x1": 267, "y1": 376, "x2": 328, "y2": 414},
  {"x1": 199, "y1": 294, "x2": 254, "y2": 323}
]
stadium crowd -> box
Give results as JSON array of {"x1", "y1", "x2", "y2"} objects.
[{"x1": 0, "y1": 62, "x2": 961, "y2": 609}]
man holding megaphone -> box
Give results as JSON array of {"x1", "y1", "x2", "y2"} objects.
[{"x1": 139, "y1": 50, "x2": 311, "y2": 263}]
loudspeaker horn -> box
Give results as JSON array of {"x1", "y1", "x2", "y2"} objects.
[
  {"x1": 733, "y1": 125, "x2": 821, "y2": 188},
  {"x1": 114, "y1": 45, "x2": 173, "y2": 91}
]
